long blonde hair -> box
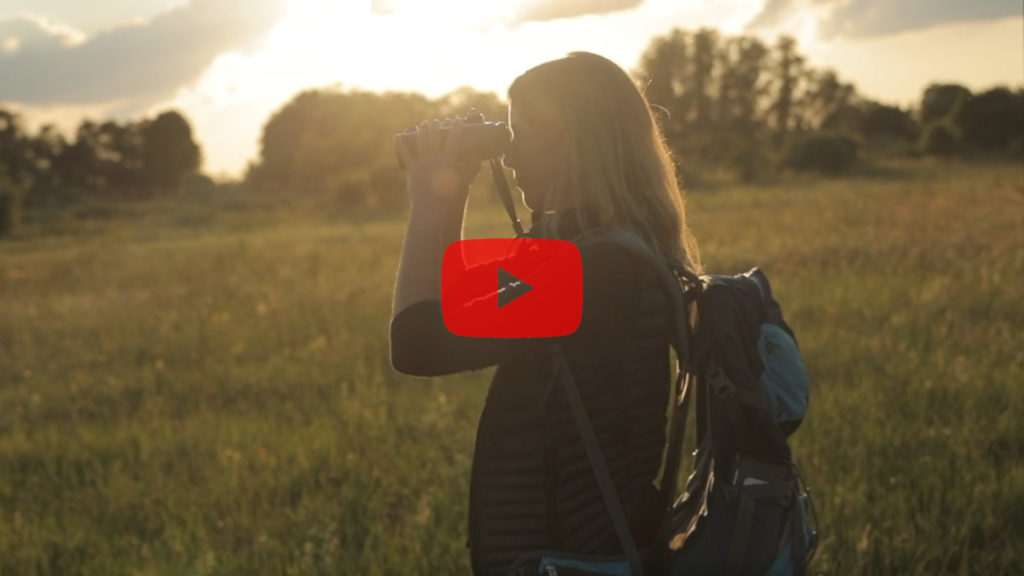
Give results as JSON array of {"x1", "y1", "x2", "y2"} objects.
[{"x1": 508, "y1": 51, "x2": 701, "y2": 273}]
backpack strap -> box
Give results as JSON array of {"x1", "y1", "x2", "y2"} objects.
[
  {"x1": 572, "y1": 229, "x2": 695, "y2": 352},
  {"x1": 552, "y1": 347, "x2": 646, "y2": 576},
  {"x1": 661, "y1": 370, "x2": 693, "y2": 512},
  {"x1": 569, "y1": 228, "x2": 711, "y2": 575},
  {"x1": 489, "y1": 158, "x2": 525, "y2": 237},
  {"x1": 724, "y1": 478, "x2": 795, "y2": 576},
  {"x1": 571, "y1": 229, "x2": 699, "y2": 504}
]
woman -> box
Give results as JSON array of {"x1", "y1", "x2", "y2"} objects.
[{"x1": 391, "y1": 52, "x2": 701, "y2": 575}]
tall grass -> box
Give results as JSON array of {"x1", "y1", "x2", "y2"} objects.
[{"x1": 0, "y1": 161, "x2": 1020, "y2": 575}]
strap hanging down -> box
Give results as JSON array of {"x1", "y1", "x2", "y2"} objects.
[
  {"x1": 554, "y1": 349, "x2": 645, "y2": 576},
  {"x1": 489, "y1": 158, "x2": 524, "y2": 237},
  {"x1": 660, "y1": 370, "x2": 694, "y2": 509}
]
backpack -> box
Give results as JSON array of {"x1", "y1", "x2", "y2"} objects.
[{"x1": 511, "y1": 229, "x2": 818, "y2": 576}]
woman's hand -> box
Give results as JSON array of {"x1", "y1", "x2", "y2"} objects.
[{"x1": 396, "y1": 118, "x2": 482, "y2": 211}]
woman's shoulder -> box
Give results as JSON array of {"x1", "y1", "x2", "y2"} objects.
[
  {"x1": 576, "y1": 235, "x2": 639, "y2": 281},
  {"x1": 571, "y1": 229, "x2": 657, "y2": 281}
]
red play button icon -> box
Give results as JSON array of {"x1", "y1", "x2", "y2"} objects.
[{"x1": 441, "y1": 238, "x2": 583, "y2": 338}]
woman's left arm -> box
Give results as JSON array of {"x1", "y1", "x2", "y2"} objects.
[
  {"x1": 393, "y1": 196, "x2": 466, "y2": 314},
  {"x1": 391, "y1": 119, "x2": 535, "y2": 376},
  {"x1": 392, "y1": 119, "x2": 478, "y2": 315}
]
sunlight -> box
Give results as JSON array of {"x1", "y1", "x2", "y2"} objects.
[
  {"x1": 372, "y1": 0, "x2": 522, "y2": 27},
  {"x1": 158, "y1": 0, "x2": 1024, "y2": 177},
  {"x1": 171, "y1": 0, "x2": 532, "y2": 174},
  {"x1": 264, "y1": 0, "x2": 525, "y2": 96}
]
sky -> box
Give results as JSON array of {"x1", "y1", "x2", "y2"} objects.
[{"x1": 1, "y1": 0, "x2": 1021, "y2": 178}]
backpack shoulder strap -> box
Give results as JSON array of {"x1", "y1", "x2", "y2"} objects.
[
  {"x1": 572, "y1": 229, "x2": 700, "y2": 503},
  {"x1": 573, "y1": 228, "x2": 696, "y2": 360},
  {"x1": 552, "y1": 346, "x2": 646, "y2": 576}
]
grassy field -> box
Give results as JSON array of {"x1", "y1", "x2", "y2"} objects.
[{"x1": 1, "y1": 160, "x2": 1021, "y2": 575}]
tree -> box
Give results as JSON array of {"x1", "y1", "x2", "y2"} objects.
[
  {"x1": 919, "y1": 83, "x2": 972, "y2": 125},
  {"x1": 97, "y1": 120, "x2": 144, "y2": 192},
  {"x1": 0, "y1": 165, "x2": 21, "y2": 237},
  {"x1": 0, "y1": 110, "x2": 32, "y2": 190},
  {"x1": 55, "y1": 121, "x2": 103, "y2": 191},
  {"x1": 690, "y1": 28, "x2": 718, "y2": 127},
  {"x1": 141, "y1": 110, "x2": 201, "y2": 192},
  {"x1": 858, "y1": 102, "x2": 917, "y2": 142},
  {"x1": 803, "y1": 70, "x2": 856, "y2": 132},
  {"x1": 252, "y1": 88, "x2": 435, "y2": 200},
  {"x1": 25, "y1": 124, "x2": 66, "y2": 194},
  {"x1": 960, "y1": 87, "x2": 1024, "y2": 151},
  {"x1": 633, "y1": 29, "x2": 870, "y2": 179},
  {"x1": 636, "y1": 28, "x2": 690, "y2": 137},
  {"x1": 435, "y1": 86, "x2": 506, "y2": 124},
  {"x1": 722, "y1": 36, "x2": 769, "y2": 135},
  {"x1": 768, "y1": 36, "x2": 804, "y2": 135},
  {"x1": 920, "y1": 122, "x2": 960, "y2": 157}
]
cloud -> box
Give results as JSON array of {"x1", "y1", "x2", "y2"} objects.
[
  {"x1": 747, "y1": 0, "x2": 1022, "y2": 39},
  {"x1": 745, "y1": 0, "x2": 806, "y2": 31},
  {"x1": 0, "y1": 0, "x2": 188, "y2": 35},
  {"x1": 0, "y1": 14, "x2": 86, "y2": 52},
  {"x1": 513, "y1": 0, "x2": 645, "y2": 23},
  {"x1": 0, "y1": 0, "x2": 286, "y2": 106},
  {"x1": 818, "y1": 0, "x2": 1023, "y2": 39}
]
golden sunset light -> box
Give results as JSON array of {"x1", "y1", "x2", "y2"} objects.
[
  {"x1": 1, "y1": 0, "x2": 1020, "y2": 176},
  {"x1": 1, "y1": 2, "x2": 1021, "y2": 574}
]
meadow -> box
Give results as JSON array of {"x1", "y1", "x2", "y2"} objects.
[{"x1": 1, "y1": 160, "x2": 1021, "y2": 575}]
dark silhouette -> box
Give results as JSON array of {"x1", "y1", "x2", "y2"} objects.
[
  {"x1": 0, "y1": 109, "x2": 201, "y2": 205},
  {"x1": 920, "y1": 83, "x2": 973, "y2": 126},
  {"x1": 141, "y1": 111, "x2": 200, "y2": 192}
]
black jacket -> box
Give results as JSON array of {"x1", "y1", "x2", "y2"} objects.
[{"x1": 391, "y1": 213, "x2": 672, "y2": 575}]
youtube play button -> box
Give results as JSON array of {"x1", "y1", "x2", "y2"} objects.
[
  {"x1": 497, "y1": 268, "x2": 533, "y2": 309},
  {"x1": 441, "y1": 238, "x2": 583, "y2": 338}
]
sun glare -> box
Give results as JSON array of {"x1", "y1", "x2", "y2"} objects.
[
  {"x1": 264, "y1": 0, "x2": 530, "y2": 97},
  {"x1": 374, "y1": 0, "x2": 522, "y2": 26}
]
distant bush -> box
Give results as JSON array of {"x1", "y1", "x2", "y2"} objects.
[
  {"x1": 335, "y1": 174, "x2": 371, "y2": 209},
  {"x1": 368, "y1": 165, "x2": 406, "y2": 210},
  {"x1": 859, "y1": 102, "x2": 918, "y2": 143},
  {"x1": 919, "y1": 122, "x2": 960, "y2": 157},
  {"x1": 729, "y1": 144, "x2": 772, "y2": 183},
  {"x1": 180, "y1": 172, "x2": 217, "y2": 196},
  {"x1": 0, "y1": 169, "x2": 22, "y2": 237},
  {"x1": 783, "y1": 133, "x2": 858, "y2": 175},
  {"x1": 328, "y1": 165, "x2": 407, "y2": 213}
]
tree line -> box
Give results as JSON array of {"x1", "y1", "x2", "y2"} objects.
[
  {"x1": 1, "y1": 27, "x2": 1022, "y2": 226},
  {"x1": 636, "y1": 28, "x2": 1022, "y2": 177},
  {"x1": 0, "y1": 110, "x2": 200, "y2": 205}
]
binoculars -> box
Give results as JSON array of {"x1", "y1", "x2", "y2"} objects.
[{"x1": 395, "y1": 111, "x2": 511, "y2": 168}]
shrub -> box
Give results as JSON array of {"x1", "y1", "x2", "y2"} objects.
[
  {"x1": 860, "y1": 102, "x2": 918, "y2": 142},
  {"x1": 919, "y1": 122, "x2": 960, "y2": 157},
  {"x1": 180, "y1": 172, "x2": 217, "y2": 196},
  {"x1": 0, "y1": 169, "x2": 22, "y2": 237},
  {"x1": 368, "y1": 165, "x2": 406, "y2": 210},
  {"x1": 729, "y1": 144, "x2": 771, "y2": 183},
  {"x1": 335, "y1": 174, "x2": 371, "y2": 209},
  {"x1": 783, "y1": 133, "x2": 858, "y2": 175}
]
